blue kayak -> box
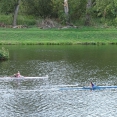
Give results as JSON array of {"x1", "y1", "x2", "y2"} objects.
[{"x1": 59, "y1": 86, "x2": 117, "y2": 91}]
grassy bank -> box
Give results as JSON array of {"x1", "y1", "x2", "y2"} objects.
[{"x1": 0, "y1": 27, "x2": 117, "y2": 45}]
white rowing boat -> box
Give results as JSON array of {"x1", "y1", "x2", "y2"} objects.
[{"x1": 0, "y1": 75, "x2": 48, "y2": 79}]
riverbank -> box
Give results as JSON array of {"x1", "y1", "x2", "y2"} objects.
[{"x1": 0, "y1": 27, "x2": 117, "y2": 45}]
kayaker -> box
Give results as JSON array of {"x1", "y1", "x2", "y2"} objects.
[{"x1": 90, "y1": 82, "x2": 95, "y2": 89}]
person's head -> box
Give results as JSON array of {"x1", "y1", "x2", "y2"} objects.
[{"x1": 90, "y1": 82, "x2": 93, "y2": 85}]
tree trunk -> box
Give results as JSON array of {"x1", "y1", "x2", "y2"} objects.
[
  {"x1": 64, "y1": 0, "x2": 69, "y2": 25},
  {"x1": 85, "y1": 0, "x2": 92, "y2": 26},
  {"x1": 13, "y1": 0, "x2": 21, "y2": 27}
]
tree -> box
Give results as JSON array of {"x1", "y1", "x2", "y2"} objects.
[
  {"x1": 92, "y1": 0, "x2": 117, "y2": 25},
  {"x1": 94, "y1": 0, "x2": 117, "y2": 18},
  {"x1": 0, "y1": 0, "x2": 21, "y2": 26},
  {"x1": 85, "y1": 0, "x2": 92, "y2": 26},
  {"x1": 22, "y1": 0, "x2": 52, "y2": 18},
  {"x1": 13, "y1": 0, "x2": 21, "y2": 26},
  {"x1": 0, "y1": 0, "x2": 15, "y2": 14},
  {"x1": 64, "y1": 0, "x2": 69, "y2": 24}
]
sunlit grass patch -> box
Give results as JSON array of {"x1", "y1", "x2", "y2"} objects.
[{"x1": 0, "y1": 27, "x2": 117, "y2": 45}]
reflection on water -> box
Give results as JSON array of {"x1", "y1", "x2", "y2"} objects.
[{"x1": 0, "y1": 45, "x2": 117, "y2": 117}]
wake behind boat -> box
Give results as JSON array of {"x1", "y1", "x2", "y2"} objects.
[{"x1": 0, "y1": 75, "x2": 48, "y2": 79}]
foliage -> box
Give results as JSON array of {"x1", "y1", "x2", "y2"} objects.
[
  {"x1": 21, "y1": 0, "x2": 53, "y2": 18},
  {"x1": 0, "y1": 14, "x2": 13, "y2": 25},
  {"x1": 69, "y1": 0, "x2": 86, "y2": 21},
  {"x1": 17, "y1": 15, "x2": 36, "y2": 25},
  {"x1": 0, "y1": 0, "x2": 19, "y2": 14},
  {"x1": 93, "y1": 0, "x2": 117, "y2": 19},
  {"x1": 0, "y1": 47, "x2": 9, "y2": 60},
  {"x1": 0, "y1": 0, "x2": 117, "y2": 26}
]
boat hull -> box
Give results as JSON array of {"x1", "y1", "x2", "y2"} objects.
[
  {"x1": 59, "y1": 86, "x2": 117, "y2": 90},
  {"x1": 0, "y1": 75, "x2": 48, "y2": 79}
]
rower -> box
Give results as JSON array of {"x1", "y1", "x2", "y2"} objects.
[
  {"x1": 14, "y1": 71, "x2": 21, "y2": 77},
  {"x1": 90, "y1": 82, "x2": 95, "y2": 89}
]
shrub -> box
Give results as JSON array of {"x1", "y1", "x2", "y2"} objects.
[
  {"x1": 0, "y1": 14, "x2": 13, "y2": 25},
  {"x1": 0, "y1": 47, "x2": 9, "y2": 60}
]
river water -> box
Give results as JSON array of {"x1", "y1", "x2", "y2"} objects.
[{"x1": 0, "y1": 45, "x2": 117, "y2": 117}]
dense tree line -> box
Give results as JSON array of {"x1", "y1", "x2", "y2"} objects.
[{"x1": 0, "y1": 0, "x2": 117, "y2": 26}]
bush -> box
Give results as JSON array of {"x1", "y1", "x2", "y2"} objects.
[
  {"x1": 0, "y1": 14, "x2": 36, "y2": 26},
  {"x1": 17, "y1": 15, "x2": 36, "y2": 25},
  {"x1": 0, "y1": 47, "x2": 9, "y2": 60},
  {"x1": 0, "y1": 14, "x2": 13, "y2": 25}
]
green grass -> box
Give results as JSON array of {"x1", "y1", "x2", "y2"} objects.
[{"x1": 0, "y1": 27, "x2": 117, "y2": 45}]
